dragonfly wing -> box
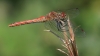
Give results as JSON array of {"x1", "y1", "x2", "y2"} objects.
[
  {"x1": 44, "y1": 20, "x2": 69, "y2": 39},
  {"x1": 55, "y1": 8, "x2": 79, "y2": 19},
  {"x1": 66, "y1": 8, "x2": 79, "y2": 19},
  {"x1": 44, "y1": 8, "x2": 79, "y2": 39}
]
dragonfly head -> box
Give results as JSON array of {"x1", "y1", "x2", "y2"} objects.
[{"x1": 61, "y1": 12, "x2": 67, "y2": 19}]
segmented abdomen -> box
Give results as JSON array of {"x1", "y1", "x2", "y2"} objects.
[
  {"x1": 9, "y1": 11, "x2": 60, "y2": 27},
  {"x1": 9, "y1": 16, "x2": 46, "y2": 27}
]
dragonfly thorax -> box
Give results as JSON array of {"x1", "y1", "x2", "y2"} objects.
[
  {"x1": 56, "y1": 12, "x2": 67, "y2": 21},
  {"x1": 47, "y1": 11, "x2": 67, "y2": 21}
]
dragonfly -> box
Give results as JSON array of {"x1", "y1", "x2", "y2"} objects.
[{"x1": 9, "y1": 8, "x2": 79, "y2": 39}]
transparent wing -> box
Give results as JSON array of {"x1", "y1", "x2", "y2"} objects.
[
  {"x1": 66, "y1": 8, "x2": 79, "y2": 19},
  {"x1": 56, "y1": 8, "x2": 79, "y2": 19},
  {"x1": 44, "y1": 8, "x2": 79, "y2": 40},
  {"x1": 44, "y1": 20, "x2": 70, "y2": 40}
]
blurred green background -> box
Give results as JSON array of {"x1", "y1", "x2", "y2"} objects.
[{"x1": 0, "y1": 0, "x2": 100, "y2": 56}]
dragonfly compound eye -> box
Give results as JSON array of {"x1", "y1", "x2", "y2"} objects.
[{"x1": 61, "y1": 12, "x2": 66, "y2": 18}]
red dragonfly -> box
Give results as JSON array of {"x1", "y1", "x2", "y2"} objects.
[
  {"x1": 9, "y1": 8, "x2": 79, "y2": 39},
  {"x1": 9, "y1": 8, "x2": 79, "y2": 27}
]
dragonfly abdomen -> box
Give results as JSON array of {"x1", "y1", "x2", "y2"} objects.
[{"x1": 9, "y1": 16, "x2": 46, "y2": 27}]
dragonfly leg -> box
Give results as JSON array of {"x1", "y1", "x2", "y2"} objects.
[
  {"x1": 56, "y1": 21, "x2": 65, "y2": 32},
  {"x1": 55, "y1": 19, "x2": 68, "y2": 32},
  {"x1": 56, "y1": 20, "x2": 62, "y2": 31}
]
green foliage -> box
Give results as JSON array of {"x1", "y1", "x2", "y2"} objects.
[{"x1": 0, "y1": 0, "x2": 100, "y2": 56}]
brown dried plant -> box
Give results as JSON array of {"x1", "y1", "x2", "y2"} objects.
[{"x1": 45, "y1": 16, "x2": 78, "y2": 56}]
